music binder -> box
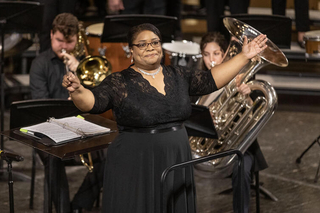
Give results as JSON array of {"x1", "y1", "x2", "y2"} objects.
[
  {"x1": 19, "y1": 115, "x2": 112, "y2": 145},
  {"x1": 184, "y1": 104, "x2": 218, "y2": 139}
]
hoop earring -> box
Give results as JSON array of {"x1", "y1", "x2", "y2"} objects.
[{"x1": 131, "y1": 57, "x2": 133, "y2": 63}]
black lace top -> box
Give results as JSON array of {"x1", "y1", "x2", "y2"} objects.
[{"x1": 90, "y1": 65, "x2": 217, "y2": 130}]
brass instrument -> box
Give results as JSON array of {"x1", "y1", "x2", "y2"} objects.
[
  {"x1": 189, "y1": 17, "x2": 288, "y2": 178},
  {"x1": 75, "y1": 21, "x2": 112, "y2": 87}
]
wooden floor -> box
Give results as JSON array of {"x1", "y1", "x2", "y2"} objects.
[
  {"x1": 195, "y1": 109, "x2": 320, "y2": 213},
  {"x1": 1, "y1": 102, "x2": 320, "y2": 213}
]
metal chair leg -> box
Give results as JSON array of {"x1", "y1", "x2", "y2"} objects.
[
  {"x1": 255, "y1": 171, "x2": 260, "y2": 213},
  {"x1": 314, "y1": 158, "x2": 320, "y2": 183},
  {"x1": 296, "y1": 135, "x2": 320, "y2": 183},
  {"x1": 252, "y1": 171, "x2": 278, "y2": 202},
  {"x1": 95, "y1": 191, "x2": 100, "y2": 207},
  {"x1": 29, "y1": 149, "x2": 36, "y2": 209}
]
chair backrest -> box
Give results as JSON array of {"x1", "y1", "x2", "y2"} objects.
[
  {"x1": 221, "y1": 14, "x2": 292, "y2": 49},
  {"x1": 101, "y1": 14, "x2": 177, "y2": 42},
  {"x1": 10, "y1": 99, "x2": 82, "y2": 129}
]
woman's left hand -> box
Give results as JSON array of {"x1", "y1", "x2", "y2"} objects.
[
  {"x1": 242, "y1": 34, "x2": 268, "y2": 60},
  {"x1": 237, "y1": 83, "x2": 251, "y2": 96},
  {"x1": 236, "y1": 75, "x2": 251, "y2": 95}
]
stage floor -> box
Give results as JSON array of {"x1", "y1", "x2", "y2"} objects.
[{"x1": 1, "y1": 102, "x2": 320, "y2": 212}]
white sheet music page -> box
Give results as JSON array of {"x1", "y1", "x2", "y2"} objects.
[
  {"x1": 21, "y1": 116, "x2": 110, "y2": 143},
  {"x1": 50, "y1": 116, "x2": 110, "y2": 136},
  {"x1": 21, "y1": 122, "x2": 81, "y2": 143}
]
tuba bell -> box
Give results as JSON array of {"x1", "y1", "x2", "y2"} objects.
[{"x1": 189, "y1": 17, "x2": 288, "y2": 178}]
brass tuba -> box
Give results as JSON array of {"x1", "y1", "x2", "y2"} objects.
[
  {"x1": 74, "y1": 21, "x2": 112, "y2": 87},
  {"x1": 189, "y1": 17, "x2": 288, "y2": 178}
]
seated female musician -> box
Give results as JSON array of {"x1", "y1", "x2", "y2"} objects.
[
  {"x1": 62, "y1": 23, "x2": 267, "y2": 213},
  {"x1": 199, "y1": 31, "x2": 269, "y2": 213}
]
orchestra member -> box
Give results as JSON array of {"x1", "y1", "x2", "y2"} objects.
[
  {"x1": 272, "y1": 0, "x2": 310, "y2": 48},
  {"x1": 62, "y1": 23, "x2": 267, "y2": 212},
  {"x1": 108, "y1": 0, "x2": 166, "y2": 15},
  {"x1": 29, "y1": 13, "x2": 104, "y2": 213},
  {"x1": 199, "y1": 31, "x2": 268, "y2": 213}
]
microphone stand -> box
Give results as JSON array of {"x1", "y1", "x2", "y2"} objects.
[
  {"x1": 0, "y1": 18, "x2": 5, "y2": 171},
  {"x1": 7, "y1": 159, "x2": 15, "y2": 213},
  {"x1": 1, "y1": 150, "x2": 24, "y2": 213},
  {"x1": 1, "y1": 157, "x2": 15, "y2": 213}
]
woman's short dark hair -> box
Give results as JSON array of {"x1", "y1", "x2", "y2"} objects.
[
  {"x1": 52, "y1": 13, "x2": 79, "y2": 40},
  {"x1": 127, "y1": 23, "x2": 162, "y2": 48},
  {"x1": 200, "y1": 32, "x2": 228, "y2": 53}
]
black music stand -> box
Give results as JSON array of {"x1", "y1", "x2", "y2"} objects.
[
  {"x1": 0, "y1": 1, "x2": 44, "y2": 179},
  {"x1": 101, "y1": 14, "x2": 177, "y2": 43},
  {"x1": 10, "y1": 99, "x2": 82, "y2": 210},
  {"x1": 184, "y1": 104, "x2": 218, "y2": 139},
  {"x1": 2, "y1": 113, "x2": 118, "y2": 213}
]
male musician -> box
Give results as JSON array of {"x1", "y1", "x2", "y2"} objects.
[
  {"x1": 29, "y1": 13, "x2": 104, "y2": 213},
  {"x1": 38, "y1": 0, "x2": 78, "y2": 53},
  {"x1": 30, "y1": 13, "x2": 79, "y2": 99}
]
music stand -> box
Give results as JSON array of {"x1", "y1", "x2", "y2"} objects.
[
  {"x1": 101, "y1": 14, "x2": 177, "y2": 43},
  {"x1": 0, "y1": 1, "x2": 44, "y2": 178},
  {"x1": 184, "y1": 104, "x2": 218, "y2": 139}
]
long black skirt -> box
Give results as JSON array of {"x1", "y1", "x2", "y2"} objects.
[{"x1": 101, "y1": 127, "x2": 196, "y2": 213}]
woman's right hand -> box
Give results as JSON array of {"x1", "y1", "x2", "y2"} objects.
[{"x1": 62, "y1": 72, "x2": 81, "y2": 94}]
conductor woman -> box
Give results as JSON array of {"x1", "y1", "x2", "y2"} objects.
[{"x1": 62, "y1": 23, "x2": 267, "y2": 213}]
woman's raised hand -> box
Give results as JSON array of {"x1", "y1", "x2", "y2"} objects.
[{"x1": 242, "y1": 34, "x2": 268, "y2": 60}]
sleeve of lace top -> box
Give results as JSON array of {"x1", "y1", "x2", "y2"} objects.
[{"x1": 89, "y1": 72, "x2": 127, "y2": 114}]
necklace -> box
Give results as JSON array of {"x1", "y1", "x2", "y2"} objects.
[{"x1": 137, "y1": 66, "x2": 161, "y2": 79}]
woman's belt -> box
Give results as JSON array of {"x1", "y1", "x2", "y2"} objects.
[{"x1": 121, "y1": 124, "x2": 184, "y2": 134}]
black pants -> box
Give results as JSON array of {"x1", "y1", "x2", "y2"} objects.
[
  {"x1": 121, "y1": 0, "x2": 167, "y2": 15},
  {"x1": 232, "y1": 152, "x2": 253, "y2": 213},
  {"x1": 272, "y1": 0, "x2": 310, "y2": 32},
  {"x1": 205, "y1": 0, "x2": 250, "y2": 32}
]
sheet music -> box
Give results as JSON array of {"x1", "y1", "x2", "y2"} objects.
[
  {"x1": 49, "y1": 117, "x2": 110, "y2": 136},
  {"x1": 21, "y1": 116, "x2": 110, "y2": 143}
]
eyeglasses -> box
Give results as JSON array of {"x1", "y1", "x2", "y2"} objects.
[{"x1": 132, "y1": 40, "x2": 161, "y2": 50}]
